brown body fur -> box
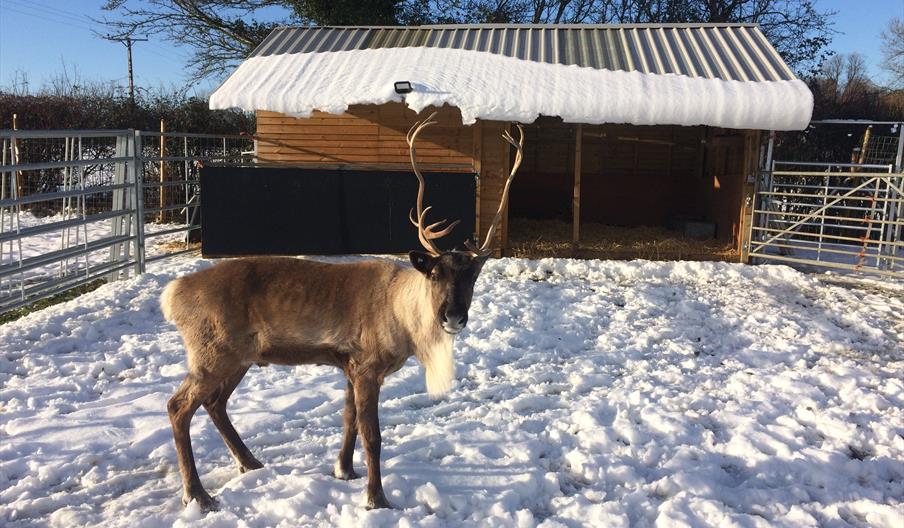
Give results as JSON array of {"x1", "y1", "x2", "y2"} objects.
[
  {"x1": 161, "y1": 114, "x2": 520, "y2": 512},
  {"x1": 162, "y1": 257, "x2": 448, "y2": 510}
]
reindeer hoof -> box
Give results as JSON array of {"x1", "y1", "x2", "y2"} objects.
[
  {"x1": 334, "y1": 467, "x2": 361, "y2": 480},
  {"x1": 184, "y1": 491, "x2": 219, "y2": 512},
  {"x1": 366, "y1": 493, "x2": 393, "y2": 510},
  {"x1": 239, "y1": 458, "x2": 264, "y2": 473}
]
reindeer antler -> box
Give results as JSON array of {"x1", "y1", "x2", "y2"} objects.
[
  {"x1": 407, "y1": 112, "x2": 461, "y2": 256},
  {"x1": 465, "y1": 123, "x2": 525, "y2": 257}
]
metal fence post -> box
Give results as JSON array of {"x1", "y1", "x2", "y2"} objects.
[
  {"x1": 184, "y1": 137, "x2": 190, "y2": 227},
  {"x1": 109, "y1": 134, "x2": 129, "y2": 281},
  {"x1": 891, "y1": 128, "x2": 903, "y2": 271},
  {"x1": 133, "y1": 130, "x2": 146, "y2": 274},
  {"x1": 894, "y1": 124, "x2": 903, "y2": 173},
  {"x1": 748, "y1": 132, "x2": 775, "y2": 265}
]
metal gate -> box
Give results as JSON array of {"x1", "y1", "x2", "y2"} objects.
[
  {"x1": 1, "y1": 129, "x2": 253, "y2": 313},
  {"x1": 749, "y1": 121, "x2": 904, "y2": 279}
]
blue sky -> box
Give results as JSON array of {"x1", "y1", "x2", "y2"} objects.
[
  {"x1": 0, "y1": 0, "x2": 294, "y2": 95},
  {"x1": 0, "y1": 0, "x2": 902, "y2": 95}
]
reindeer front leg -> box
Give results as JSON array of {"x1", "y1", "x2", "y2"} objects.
[
  {"x1": 353, "y1": 372, "x2": 392, "y2": 509},
  {"x1": 334, "y1": 380, "x2": 361, "y2": 480}
]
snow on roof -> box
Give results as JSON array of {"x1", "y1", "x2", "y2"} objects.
[{"x1": 210, "y1": 25, "x2": 813, "y2": 130}]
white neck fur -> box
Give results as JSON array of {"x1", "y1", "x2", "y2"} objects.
[
  {"x1": 395, "y1": 268, "x2": 456, "y2": 397},
  {"x1": 420, "y1": 332, "x2": 455, "y2": 397}
]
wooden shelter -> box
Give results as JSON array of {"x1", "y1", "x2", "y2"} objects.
[{"x1": 211, "y1": 24, "x2": 813, "y2": 258}]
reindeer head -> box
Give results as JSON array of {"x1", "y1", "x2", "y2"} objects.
[
  {"x1": 409, "y1": 251, "x2": 486, "y2": 334},
  {"x1": 406, "y1": 112, "x2": 524, "y2": 335}
]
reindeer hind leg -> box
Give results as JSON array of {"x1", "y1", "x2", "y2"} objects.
[
  {"x1": 334, "y1": 380, "x2": 361, "y2": 480},
  {"x1": 168, "y1": 372, "x2": 220, "y2": 511}
]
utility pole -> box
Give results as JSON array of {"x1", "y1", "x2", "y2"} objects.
[{"x1": 104, "y1": 34, "x2": 148, "y2": 111}]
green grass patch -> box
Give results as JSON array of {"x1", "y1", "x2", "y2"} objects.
[{"x1": 0, "y1": 279, "x2": 107, "y2": 326}]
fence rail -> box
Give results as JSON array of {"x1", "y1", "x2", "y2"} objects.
[{"x1": 0, "y1": 129, "x2": 254, "y2": 313}]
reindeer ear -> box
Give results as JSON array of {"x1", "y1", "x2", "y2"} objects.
[{"x1": 409, "y1": 251, "x2": 439, "y2": 275}]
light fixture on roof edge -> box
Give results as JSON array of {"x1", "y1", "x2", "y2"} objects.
[{"x1": 394, "y1": 81, "x2": 413, "y2": 94}]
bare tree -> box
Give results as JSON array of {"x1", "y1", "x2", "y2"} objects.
[
  {"x1": 3, "y1": 70, "x2": 32, "y2": 97},
  {"x1": 528, "y1": 0, "x2": 596, "y2": 23},
  {"x1": 99, "y1": 1, "x2": 296, "y2": 81},
  {"x1": 101, "y1": 0, "x2": 835, "y2": 80},
  {"x1": 881, "y1": 18, "x2": 904, "y2": 88},
  {"x1": 809, "y1": 52, "x2": 885, "y2": 119},
  {"x1": 403, "y1": 0, "x2": 528, "y2": 24}
]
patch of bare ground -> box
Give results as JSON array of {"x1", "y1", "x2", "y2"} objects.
[{"x1": 155, "y1": 241, "x2": 201, "y2": 252}]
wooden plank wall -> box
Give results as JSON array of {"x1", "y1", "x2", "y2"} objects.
[
  {"x1": 477, "y1": 121, "x2": 512, "y2": 252},
  {"x1": 509, "y1": 118, "x2": 704, "y2": 226},
  {"x1": 509, "y1": 118, "x2": 573, "y2": 220},
  {"x1": 255, "y1": 102, "x2": 514, "y2": 252},
  {"x1": 256, "y1": 103, "x2": 475, "y2": 168},
  {"x1": 255, "y1": 104, "x2": 754, "y2": 255},
  {"x1": 581, "y1": 123, "x2": 703, "y2": 226},
  {"x1": 508, "y1": 117, "x2": 757, "y2": 252},
  {"x1": 738, "y1": 130, "x2": 761, "y2": 260},
  {"x1": 700, "y1": 129, "x2": 752, "y2": 247}
]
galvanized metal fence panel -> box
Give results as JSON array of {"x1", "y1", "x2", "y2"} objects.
[
  {"x1": 0, "y1": 129, "x2": 253, "y2": 313},
  {"x1": 749, "y1": 161, "x2": 904, "y2": 278}
]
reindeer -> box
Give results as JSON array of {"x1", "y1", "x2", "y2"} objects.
[{"x1": 160, "y1": 113, "x2": 524, "y2": 511}]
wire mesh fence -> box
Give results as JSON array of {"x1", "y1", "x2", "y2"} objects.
[
  {"x1": 137, "y1": 131, "x2": 252, "y2": 264},
  {"x1": 0, "y1": 129, "x2": 253, "y2": 313}
]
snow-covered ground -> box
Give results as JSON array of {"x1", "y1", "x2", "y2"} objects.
[{"x1": 1, "y1": 256, "x2": 902, "y2": 527}]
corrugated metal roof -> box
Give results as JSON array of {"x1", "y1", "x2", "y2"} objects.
[{"x1": 249, "y1": 24, "x2": 796, "y2": 82}]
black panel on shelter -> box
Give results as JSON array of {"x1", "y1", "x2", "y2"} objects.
[{"x1": 200, "y1": 166, "x2": 477, "y2": 256}]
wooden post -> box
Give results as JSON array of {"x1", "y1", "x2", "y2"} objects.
[
  {"x1": 159, "y1": 119, "x2": 166, "y2": 222},
  {"x1": 572, "y1": 123, "x2": 582, "y2": 244},
  {"x1": 850, "y1": 125, "x2": 871, "y2": 169},
  {"x1": 856, "y1": 125, "x2": 872, "y2": 165},
  {"x1": 738, "y1": 131, "x2": 759, "y2": 262},
  {"x1": 501, "y1": 122, "x2": 511, "y2": 256},
  {"x1": 695, "y1": 127, "x2": 706, "y2": 181},
  {"x1": 472, "y1": 121, "x2": 482, "y2": 246}
]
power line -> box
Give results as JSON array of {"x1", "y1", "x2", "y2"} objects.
[
  {"x1": 1, "y1": 1, "x2": 196, "y2": 92},
  {"x1": 0, "y1": 2, "x2": 100, "y2": 33},
  {"x1": 4, "y1": 0, "x2": 189, "y2": 60},
  {"x1": 2, "y1": 0, "x2": 199, "y2": 88},
  {"x1": 6, "y1": 0, "x2": 189, "y2": 61},
  {"x1": 2, "y1": 0, "x2": 97, "y2": 28},
  {"x1": 4, "y1": 0, "x2": 96, "y2": 26},
  {"x1": 24, "y1": 0, "x2": 98, "y2": 23}
]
